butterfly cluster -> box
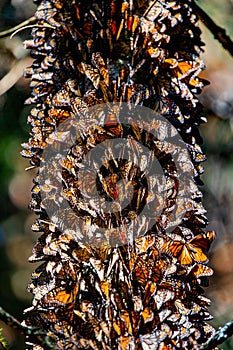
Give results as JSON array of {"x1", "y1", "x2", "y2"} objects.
[{"x1": 22, "y1": 0, "x2": 216, "y2": 349}]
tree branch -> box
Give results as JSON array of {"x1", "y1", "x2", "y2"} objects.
[
  {"x1": 0, "y1": 307, "x2": 26, "y2": 334},
  {"x1": 202, "y1": 320, "x2": 233, "y2": 349},
  {"x1": 0, "y1": 56, "x2": 33, "y2": 96},
  {"x1": 192, "y1": 0, "x2": 233, "y2": 57},
  {"x1": 0, "y1": 16, "x2": 36, "y2": 39},
  {"x1": 0, "y1": 306, "x2": 57, "y2": 349}
]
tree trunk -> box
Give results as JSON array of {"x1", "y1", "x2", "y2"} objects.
[{"x1": 22, "y1": 0, "x2": 216, "y2": 349}]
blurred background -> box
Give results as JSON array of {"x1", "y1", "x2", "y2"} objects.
[{"x1": 0, "y1": 0, "x2": 232, "y2": 348}]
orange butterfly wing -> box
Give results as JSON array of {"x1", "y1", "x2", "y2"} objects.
[
  {"x1": 191, "y1": 264, "x2": 213, "y2": 278},
  {"x1": 179, "y1": 244, "x2": 193, "y2": 265},
  {"x1": 189, "y1": 231, "x2": 216, "y2": 251},
  {"x1": 162, "y1": 231, "x2": 215, "y2": 265},
  {"x1": 188, "y1": 245, "x2": 207, "y2": 264},
  {"x1": 162, "y1": 240, "x2": 184, "y2": 258},
  {"x1": 183, "y1": 231, "x2": 215, "y2": 264}
]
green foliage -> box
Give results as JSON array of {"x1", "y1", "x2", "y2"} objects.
[{"x1": 0, "y1": 328, "x2": 8, "y2": 350}]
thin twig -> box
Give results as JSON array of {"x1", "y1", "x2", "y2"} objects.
[
  {"x1": 192, "y1": 0, "x2": 233, "y2": 57},
  {"x1": 10, "y1": 25, "x2": 38, "y2": 39},
  {"x1": 0, "y1": 307, "x2": 56, "y2": 349},
  {"x1": 0, "y1": 16, "x2": 37, "y2": 39},
  {"x1": 0, "y1": 307, "x2": 48, "y2": 336},
  {"x1": 0, "y1": 307, "x2": 26, "y2": 334},
  {"x1": 202, "y1": 320, "x2": 233, "y2": 349}
]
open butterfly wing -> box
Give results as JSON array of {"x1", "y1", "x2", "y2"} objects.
[{"x1": 189, "y1": 231, "x2": 216, "y2": 251}]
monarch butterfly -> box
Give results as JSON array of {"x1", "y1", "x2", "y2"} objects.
[
  {"x1": 117, "y1": 335, "x2": 135, "y2": 350},
  {"x1": 41, "y1": 55, "x2": 57, "y2": 70},
  {"x1": 21, "y1": 148, "x2": 34, "y2": 158},
  {"x1": 52, "y1": 89, "x2": 73, "y2": 107},
  {"x1": 161, "y1": 231, "x2": 215, "y2": 265},
  {"x1": 134, "y1": 235, "x2": 155, "y2": 254},
  {"x1": 154, "y1": 288, "x2": 175, "y2": 310},
  {"x1": 190, "y1": 263, "x2": 213, "y2": 278},
  {"x1": 187, "y1": 143, "x2": 206, "y2": 163},
  {"x1": 36, "y1": 1, "x2": 61, "y2": 28},
  {"x1": 92, "y1": 52, "x2": 109, "y2": 85},
  {"x1": 159, "y1": 278, "x2": 184, "y2": 298},
  {"x1": 139, "y1": 332, "x2": 160, "y2": 350},
  {"x1": 48, "y1": 107, "x2": 71, "y2": 123},
  {"x1": 103, "y1": 114, "x2": 122, "y2": 136},
  {"x1": 203, "y1": 323, "x2": 216, "y2": 337},
  {"x1": 151, "y1": 259, "x2": 172, "y2": 284},
  {"x1": 24, "y1": 38, "x2": 46, "y2": 50},
  {"x1": 131, "y1": 256, "x2": 149, "y2": 285},
  {"x1": 141, "y1": 306, "x2": 154, "y2": 324},
  {"x1": 165, "y1": 59, "x2": 203, "y2": 80},
  {"x1": 197, "y1": 295, "x2": 212, "y2": 308},
  {"x1": 78, "y1": 62, "x2": 100, "y2": 89}
]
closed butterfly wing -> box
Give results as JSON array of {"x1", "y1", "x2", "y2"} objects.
[
  {"x1": 79, "y1": 63, "x2": 100, "y2": 89},
  {"x1": 191, "y1": 264, "x2": 213, "y2": 278}
]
